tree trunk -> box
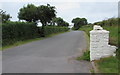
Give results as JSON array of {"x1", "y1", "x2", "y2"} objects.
[{"x1": 41, "y1": 24, "x2": 45, "y2": 37}]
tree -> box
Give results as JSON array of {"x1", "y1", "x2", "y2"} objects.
[
  {"x1": 18, "y1": 4, "x2": 56, "y2": 37},
  {"x1": 55, "y1": 17, "x2": 64, "y2": 26},
  {"x1": 37, "y1": 4, "x2": 56, "y2": 25},
  {"x1": 72, "y1": 17, "x2": 81, "y2": 30},
  {"x1": 63, "y1": 21, "x2": 69, "y2": 27},
  {"x1": 18, "y1": 4, "x2": 38, "y2": 23},
  {"x1": 0, "y1": 9, "x2": 12, "y2": 23},
  {"x1": 72, "y1": 17, "x2": 87, "y2": 30},
  {"x1": 51, "y1": 17, "x2": 69, "y2": 27},
  {"x1": 81, "y1": 18, "x2": 88, "y2": 25},
  {"x1": 37, "y1": 4, "x2": 56, "y2": 36}
]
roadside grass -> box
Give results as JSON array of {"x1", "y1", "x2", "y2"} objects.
[
  {"x1": 79, "y1": 25, "x2": 93, "y2": 36},
  {"x1": 76, "y1": 50, "x2": 90, "y2": 61},
  {"x1": 2, "y1": 31, "x2": 69, "y2": 50},
  {"x1": 103, "y1": 25, "x2": 118, "y2": 46},
  {"x1": 76, "y1": 25, "x2": 92, "y2": 61},
  {"x1": 78, "y1": 25, "x2": 119, "y2": 73},
  {"x1": 2, "y1": 38, "x2": 43, "y2": 50},
  {"x1": 79, "y1": 25, "x2": 118, "y2": 46},
  {"x1": 76, "y1": 30, "x2": 91, "y2": 61},
  {"x1": 95, "y1": 56, "x2": 118, "y2": 73}
]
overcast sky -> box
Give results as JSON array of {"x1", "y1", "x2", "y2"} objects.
[{"x1": 0, "y1": 0, "x2": 118, "y2": 24}]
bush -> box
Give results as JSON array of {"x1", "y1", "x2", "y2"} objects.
[
  {"x1": 2, "y1": 22, "x2": 69, "y2": 46},
  {"x1": 43, "y1": 26, "x2": 69, "y2": 36},
  {"x1": 94, "y1": 18, "x2": 119, "y2": 26},
  {"x1": 2, "y1": 21, "x2": 40, "y2": 46}
]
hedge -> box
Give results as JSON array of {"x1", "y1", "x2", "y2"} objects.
[
  {"x1": 44, "y1": 26, "x2": 69, "y2": 35},
  {"x1": 94, "y1": 18, "x2": 119, "y2": 26},
  {"x1": 2, "y1": 22, "x2": 69, "y2": 46},
  {"x1": 2, "y1": 22, "x2": 40, "y2": 46}
]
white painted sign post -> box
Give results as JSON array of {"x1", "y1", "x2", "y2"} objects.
[{"x1": 90, "y1": 25, "x2": 117, "y2": 61}]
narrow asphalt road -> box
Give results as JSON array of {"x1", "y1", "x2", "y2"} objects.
[{"x1": 2, "y1": 31, "x2": 92, "y2": 73}]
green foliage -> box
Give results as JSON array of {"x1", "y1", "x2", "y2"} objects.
[
  {"x1": 72, "y1": 17, "x2": 88, "y2": 30},
  {"x1": 96, "y1": 56, "x2": 118, "y2": 73},
  {"x1": 37, "y1": 4, "x2": 56, "y2": 26},
  {"x1": 116, "y1": 48, "x2": 120, "y2": 73},
  {"x1": 93, "y1": 18, "x2": 119, "y2": 26},
  {"x1": 79, "y1": 24, "x2": 119, "y2": 47},
  {"x1": 2, "y1": 22, "x2": 69, "y2": 46},
  {"x1": 51, "y1": 17, "x2": 69, "y2": 27},
  {"x1": 76, "y1": 50, "x2": 90, "y2": 61},
  {"x1": 79, "y1": 18, "x2": 119, "y2": 73},
  {"x1": 18, "y1": 4, "x2": 56, "y2": 25},
  {"x1": 43, "y1": 26, "x2": 69, "y2": 36},
  {"x1": 2, "y1": 38, "x2": 43, "y2": 50},
  {"x1": 0, "y1": 9, "x2": 12, "y2": 23},
  {"x1": 103, "y1": 25, "x2": 118, "y2": 46},
  {"x1": 2, "y1": 21, "x2": 40, "y2": 46},
  {"x1": 18, "y1": 4, "x2": 38, "y2": 23},
  {"x1": 79, "y1": 25, "x2": 93, "y2": 36}
]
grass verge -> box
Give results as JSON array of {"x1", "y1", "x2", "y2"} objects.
[
  {"x1": 79, "y1": 25, "x2": 93, "y2": 36},
  {"x1": 2, "y1": 31, "x2": 69, "y2": 50},
  {"x1": 95, "y1": 56, "x2": 118, "y2": 73},
  {"x1": 103, "y1": 25, "x2": 118, "y2": 46},
  {"x1": 2, "y1": 38, "x2": 43, "y2": 50},
  {"x1": 76, "y1": 50, "x2": 90, "y2": 61},
  {"x1": 78, "y1": 25, "x2": 119, "y2": 73},
  {"x1": 76, "y1": 25, "x2": 92, "y2": 61}
]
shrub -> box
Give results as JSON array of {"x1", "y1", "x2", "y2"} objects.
[
  {"x1": 2, "y1": 21, "x2": 40, "y2": 46},
  {"x1": 43, "y1": 26, "x2": 69, "y2": 36},
  {"x1": 2, "y1": 22, "x2": 69, "y2": 46},
  {"x1": 94, "y1": 18, "x2": 119, "y2": 26}
]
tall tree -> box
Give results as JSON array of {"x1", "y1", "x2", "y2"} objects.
[
  {"x1": 18, "y1": 4, "x2": 38, "y2": 23},
  {"x1": 37, "y1": 4, "x2": 56, "y2": 36},
  {"x1": 18, "y1": 4, "x2": 56, "y2": 36},
  {"x1": 37, "y1": 4, "x2": 56, "y2": 25},
  {"x1": 0, "y1": 9, "x2": 12, "y2": 23}
]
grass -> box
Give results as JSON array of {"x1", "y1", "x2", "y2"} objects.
[
  {"x1": 2, "y1": 31, "x2": 69, "y2": 50},
  {"x1": 79, "y1": 25, "x2": 119, "y2": 48},
  {"x1": 76, "y1": 25, "x2": 92, "y2": 61},
  {"x1": 79, "y1": 25, "x2": 93, "y2": 36},
  {"x1": 76, "y1": 50, "x2": 90, "y2": 61},
  {"x1": 103, "y1": 25, "x2": 118, "y2": 46},
  {"x1": 76, "y1": 30, "x2": 90, "y2": 61},
  {"x1": 79, "y1": 25, "x2": 119, "y2": 46},
  {"x1": 78, "y1": 25, "x2": 119, "y2": 73},
  {"x1": 95, "y1": 56, "x2": 118, "y2": 73},
  {"x1": 83, "y1": 31, "x2": 90, "y2": 50},
  {"x1": 2, "y1": 38, "x2": 43, "y2": 50}
]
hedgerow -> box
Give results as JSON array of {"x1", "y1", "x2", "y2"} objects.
[
  {"x1": 2, "y1": 21, "x2": 40, "y2": 46},
  {"x1": 2, "y1": 22, "x2": 69, "y2": 46},
  {"x1": 44, "y1": 26, "x2": 69, "y2": 35},
  {"x1": 94, "y1": 18, "x2": 119, "y2": 26}
]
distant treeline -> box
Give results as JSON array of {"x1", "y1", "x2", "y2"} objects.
[{"x1": 2, "y1": 21, "x2": 69, "y2": 46}]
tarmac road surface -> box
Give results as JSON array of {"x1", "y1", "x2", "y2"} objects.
[{"x1": 2, "y1": 31, "x2": 92, "y2": 73}]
